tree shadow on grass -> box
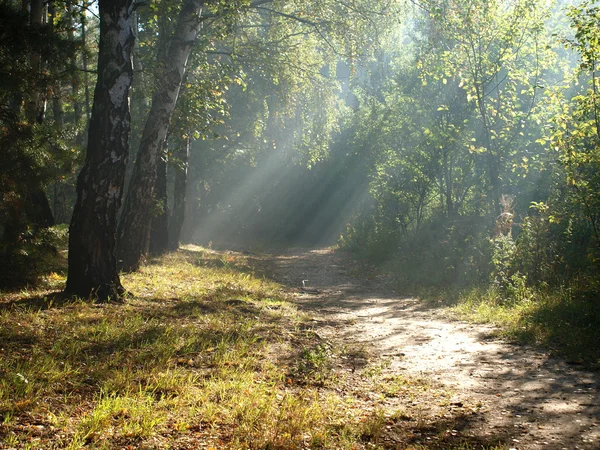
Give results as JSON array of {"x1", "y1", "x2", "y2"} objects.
[{"x1": 0, "y1": 291, "x2": 78, "y2": 312}]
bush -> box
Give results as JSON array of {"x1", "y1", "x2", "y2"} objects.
[{"x1": 0, "y1": 224, "x2": 67, "y2": 289}]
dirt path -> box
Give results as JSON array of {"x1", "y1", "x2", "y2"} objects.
[{"x1": 258, "y1": 247, "x2": 600, "y2": 450}]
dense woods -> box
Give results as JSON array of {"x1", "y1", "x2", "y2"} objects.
[
  {"x1": 2, "y1": 1, "x2": 600, "y2": 448},
  {"x1": 1, "y1": 0, "x2": 599, "y2": 304}
]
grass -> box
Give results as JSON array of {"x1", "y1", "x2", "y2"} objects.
[
  {"x1": 0, "y1": 244, "x2": 515, "y2": 449},
  {"x1": 446, "y1": 283, "x2": 600, "y2": 368}
]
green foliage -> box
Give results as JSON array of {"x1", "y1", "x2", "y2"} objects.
[
  {"x1": 0, "y1": 224, "x2": 67, "y2": 288},
  {"x1": 545, "y1": 1, "x2": 600, "y2": 272},
  {"x1": 338, "y1": 0, "x2": 600, "y2": 308},
  {"x1": 0, "y1": 1, "x2": 82, "y2": 288},
  {"x1": 490, "y1": 233, "x2": 517, "y2": 292},
  {"x1": 294, "y1": 342, "x2": 334, "y2": 385}
]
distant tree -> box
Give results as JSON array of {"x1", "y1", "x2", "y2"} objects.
[
  {"x1": 167, "y1": 135, "x2": 191, "y2": 250},
  {"x1": 65, "y1": 0, "x2": 135, "y2": 300},
  {"x1": 421, "y1": 0, "x2": 551, "y2": 215}
]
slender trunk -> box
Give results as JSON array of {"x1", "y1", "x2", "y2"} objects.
[
  {"x1": 48, "y1": 1, "x2": 64, "y2": 127},
  {"x1": 117, "y1": 0, "x2": 205, "y2": 272},
  {"x1": 132, "y1": 10, "x2": 149, "y2": 114},
  {"x1": 51, "y1": 92, "x2": 64, "y2": 126},
  {"x1": 66, "y1": 0, "x2": 82, "y2": 124},
  {"x1": 81, "y1": 1, "x2": 91, "y2": 121},
  {"x1": 168, "y1": 135, "x2": 190, "y2": 250},
  {"x1": 28, "y1": 189, "x2": 55, "y2": 227},
  {"x1": 65, "y1": 0, "x2": 135, "y2": 301},
  {"x1": 149, "y1": 148, "x2": 169, "y2": 256},
  {"x1": 9, "y1": 1, "x2": 28, "y2": 112},
  {"x1": 474, "y1": 82, "x2": 501, "y2": 216},
  {"x1": 444, "y1": 150, "x2": 454, "y2": 218},
  {"x1": 26, "y1": 0, "x2": 47, "y2": 124},
  {"x1": 26, "y1": 0, "x2": 55, "y2": 227}
]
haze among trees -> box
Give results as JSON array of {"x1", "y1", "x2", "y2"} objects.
[
  {"x1": 1, "y1": 0, "x2": 600, "y2": 447},
  {"x1": 1, "y1": 0, "x2": 598, "y2": 304}
]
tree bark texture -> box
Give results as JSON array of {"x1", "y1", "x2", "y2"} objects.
[
  {"x1": 28, "y1": 188, "x2": 55, "y2": 227},
  {"x1": 117, "y1": 0, "x2": 205, "y2": 272},
  {"x1": 168, "y1": 136, "x2": 190, "y2": 250},
  {"x1": 65, "y1": 0, "x2": 135, "y2": 300},
  {"x1": 149, "y1": 151, "x2": 169, "y2": 256}
]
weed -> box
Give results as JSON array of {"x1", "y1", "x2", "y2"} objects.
[
  {"x1": 294, "y1": 342, "x2": 334, "y2": 385},
  {"x1": 359, "y1": 408, "x2": 386, "y2": 443}
]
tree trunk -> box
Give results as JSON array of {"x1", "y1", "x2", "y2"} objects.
[
  {"x1": 168, "y1": 135, "x2": 190, "y2": 250},
  {"x1": 48, "y1": 1, "x2": 65, "y2": 127},
  {"x1": 26, "y1": 0, "x2": 47, "y2": 124},
  {"x1": 28, "y1": 188, "x2": 55, "y2": 227},
  {"x1": 81, "y1": 0, "x2": 91, "y2": 121},
  {"x1": 25, "y1": 0, "x2": 55, "y2": 226},
  {"x1": 66, "y1": 0, "x2": 82, "y2": 124},
  {"x1": 117, "y1": 0, "x2": 205, "y2": 272},
  {"x1": 149, "y1": 149, "x2": 169, "y2": 256},
  {"x1": 65, "y1": 0, "x2": 135, "y2": 301}
]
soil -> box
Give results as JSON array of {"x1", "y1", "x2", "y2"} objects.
[{"x1": 256, "y1": 247, "x2": 600, "y2": 450}]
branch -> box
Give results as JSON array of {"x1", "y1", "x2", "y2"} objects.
[
  {"x1": 199, "y1": 0, "x2": 273, "y2": 19},
  {"x1": 334, "y1": 0, "x2": 390, "y2": 17},
  {"x1": 253, "y1": 6, "x2": 320, "y2": 26}
]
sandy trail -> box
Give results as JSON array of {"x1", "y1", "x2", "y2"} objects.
[{"x1": 259, "y1": 247, "x2": 600, "y2": 450}]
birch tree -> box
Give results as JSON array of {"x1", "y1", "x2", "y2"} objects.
[
  {"x1": 117, "y1": 0, "x2": 209, "y2": 271},
  {"x1": 65, "y1": 0, "x2": 135, "y2": 300}
]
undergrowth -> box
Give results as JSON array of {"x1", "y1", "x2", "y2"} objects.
[{"x1": 445, "y1": 283, "x2": 600, "y2": 369}]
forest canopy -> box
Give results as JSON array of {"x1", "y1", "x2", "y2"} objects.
[{"x1": 0, "y1": 0, "x2": 598, "y2": 304}]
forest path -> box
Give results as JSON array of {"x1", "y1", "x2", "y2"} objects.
[{"x1": 256, "y1": 247, "x2": 600, "y2": 450}]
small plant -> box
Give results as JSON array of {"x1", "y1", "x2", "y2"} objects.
[
  {"x1": 359, "y1": 408, "x2": 387, "y2": 443},
  {"x1": 295, "y1": 343, "x2": 334, "y2": 384}
]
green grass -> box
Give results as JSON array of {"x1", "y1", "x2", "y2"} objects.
[
  {"x1": 447, "y1": 284, "x2": 600, "y2": 368},
  {"x1": 0, "y1": 246, "x2": 372, "y2": 449},
  {"x1": 0, "y1": 245, "x2": 516, "y2": 449}
]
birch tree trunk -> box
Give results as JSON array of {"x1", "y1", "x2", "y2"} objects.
[
  {"x1": 65, "y1": 0, "x2": 135, "y2": 301},
  {"x1": 168, "y1": 135, "x2": 190, "y2": 250},
  {"x1": 117, "y1": 0, "x2": 205, "y2": 272},
  {"x1": 149, "y1": 148, "x2": 169, "y2": 256}
]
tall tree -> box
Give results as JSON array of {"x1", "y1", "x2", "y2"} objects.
[
  {"x1": 417, "y1": 0, "x2": 550, "y2": 215},
  {"x1": 117, "y1": 0, "x2": 208, "y2": 271},
  {"x1": 26, "y1": 0, "x2": 47, "y2": 124},
  {"x1": 149, "y1": 147, "x2": 169, "y2": 255},
  {"x1": 65, "y1": 0, "x2": 135, "y2": 300}
]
